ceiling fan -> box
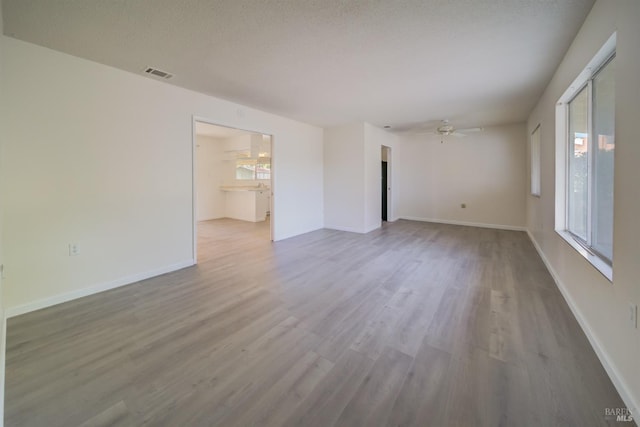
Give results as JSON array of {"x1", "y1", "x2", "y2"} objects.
[{"x1": 421, "y1": 120, "x2": 483, "y2": 138}]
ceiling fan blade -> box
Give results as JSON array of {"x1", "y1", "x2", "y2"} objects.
[
  {"x1": 456, "y1": 127, "x2": 483, "y2": 133},
  {"x1": 450, "y1": 132, "x2": 467, "y2": 137},
  {"x1": 409, "y1": 130, "x2": 437, "y2": 135}
]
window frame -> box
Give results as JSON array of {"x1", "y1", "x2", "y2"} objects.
[
  {"x1": 555, "y1": 33, "x2": 616, "y2": 282},
  {"x1": 235, "y1": 158, "x2": 257, "y2": 180},
  {"x1": 235, "y1": 157, "x2": 271, "y2": 181},
  {"x1": 566, "y1": 82, "x2": 591, "y2": 244},
  {"x1": 530, "y1": 124, "x2": 541, "y2": 197}
]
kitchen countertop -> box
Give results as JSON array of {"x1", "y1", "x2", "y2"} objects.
[{"x1": 219, "y1": 185, "x2": 270, "y2": 192}]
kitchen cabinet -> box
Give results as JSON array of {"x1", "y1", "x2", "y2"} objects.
[{"x1": 220, "y1": 186, "x2": 270, "y2": 222}]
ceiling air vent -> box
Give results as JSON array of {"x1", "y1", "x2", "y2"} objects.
[{"x1": 144, "y1": 67, "x2": 173, "y2": 79}]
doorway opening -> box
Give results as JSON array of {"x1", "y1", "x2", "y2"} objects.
[
  {"x1": 381, "y1": 146, "x2": 391, "y2": 222},
  {"x1": 193, "y1": 119, "x2": 273, "y2": 263}
]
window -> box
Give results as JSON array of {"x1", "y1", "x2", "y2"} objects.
[
  {"x1": 567, "y1": 55, "x2": 615, "y2": 260},
  {"x1": 256, "y1": 159, "x2": 271, "y2": 180},
  {"x1": 235, "y1": 159, "x2": 256, "y2": 180},
  {"x1": 530, "y1": 125, "x2": 541, "y2": 196},
  {"x1": 568, "y1": 88, "x2": 589, "y2": 241},
  {"x1": 556, "y1": 33, "x2": 615, "y2": 281},
  {"x1": 235, "y1": 158, "x2": 271, "y2": 180}
]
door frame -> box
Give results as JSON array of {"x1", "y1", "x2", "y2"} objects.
[
  {"x1": 381, "y1": 145, "x2": 392, "y2": 222},
  {"x1": 381, "y1": 160, "x2": 388, "y2": 221},
  {"x1": 191, "y1": 116, "x2": 274, "y2": 263}
]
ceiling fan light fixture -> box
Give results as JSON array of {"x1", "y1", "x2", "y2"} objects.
[
  {"x1": 407, "y1": 120, "x2": 483, "y2": 139},
  {"x1": 436, "y1": 120, "x2": 455, "y2": 135}
]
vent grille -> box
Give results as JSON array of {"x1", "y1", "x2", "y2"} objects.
[{"x1": 144, "y1": 67, "x2": 173, "y2": 79}]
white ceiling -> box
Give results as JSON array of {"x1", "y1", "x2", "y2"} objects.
[{"x1": 2, "y1": 0, "x2": 595, "y2": 129}]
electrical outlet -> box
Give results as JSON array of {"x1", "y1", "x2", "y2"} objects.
[
  {"x1": 69, "y1": 243, "x2": 80, "y2": 256},
  {"x1": 461, "y1": 203, "x2": 466, "y2": 209},
  {"x1": 630, "y1": 304, "x2": 638, "y2": 329}
]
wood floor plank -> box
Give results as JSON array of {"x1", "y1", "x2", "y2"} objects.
[
  {"x1": 77, "y1": 401, "x2": 134, "y2": 427},
  {"x1": 333, "y1": 346, "x2": 413, "y2": 427},
  {"x1": 219, "y1": 351, "x2": 334, "y2": 427},
  {"x1": 316, "y1": 302, "x2": 387, "y2": 361},
  {"x1": 281, "y1": 349, "x2": 376, "y2": 427},
  {"x1": 4, "y1": 219, "x2": 629, "y2": 427},
  {"x1": 386, "y1": 340, "x2": 452, "y2": 427},
  {"x1": 423, "y1": 285, "x2": 465, "y2": 353}
]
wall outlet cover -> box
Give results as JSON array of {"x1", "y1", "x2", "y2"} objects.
[{"x1": 69, "y1": 243, "x2": 80, "y2": 256}]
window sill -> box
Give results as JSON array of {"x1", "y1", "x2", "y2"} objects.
[{"x1": 556, "y1": 230, "x2": 613, "y2": 282}]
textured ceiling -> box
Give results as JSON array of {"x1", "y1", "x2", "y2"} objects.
[{"x1": 2, "y1": 0, "x2": 595, "y2": 129}]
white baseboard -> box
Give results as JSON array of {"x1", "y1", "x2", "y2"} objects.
[
  {"x1": 274, "y1": 225, "x2": 324, "y2": 242},
  {"x1": 0, "y1": 314, "x2": 5, "y2": 427},
  {"x1": 363, "y1": 224, "x2": 382, "y2": 234},
  {"x1": 526, "y1": 230, "x2": 638, "y2": 416},
  {"x1": 5, "y1": 259, "x2": 195, "y2": 318},
  {"x1": 326, "y1": 218, "x2": 525, "y2": 234},
  {"x1": 323, "y1": 225, "x2": 366, "y2": 234},
  {"x1": 399, "y1": 216, "x2": 526, "y2": 231}
]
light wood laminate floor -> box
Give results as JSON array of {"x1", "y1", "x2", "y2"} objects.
[{"x1": 5, "y1": 219, "x2": 628, "y2": 426}]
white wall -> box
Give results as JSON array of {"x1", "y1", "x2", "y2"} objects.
[
  {"x1": 0, "y1": 2, "x2": 6, "y2": 423},
  {"x1": 222, "y1": 134, "x2": 271, "y2": 187},
  {"x1": 364, "y1": 123, "x2": 399, "y2": 229},
  {"x1": 195, "y1": 135, "x2": 225, "y2": 221},
  {"x1": 526, "y1": 0, "x2": 639, "y2": 413},
  {"x1": 1, "y1": 37, "x2": 324, "y2": 313},
  {"x1": 324, "y1": 123, "x2": 365, "y2": 233},
  {"x1": 397, "y1": 123, "x2": 526, "y2": 229},
  {"x1": 324, "y1": 122, "x2": 398, "y2": 233}
]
